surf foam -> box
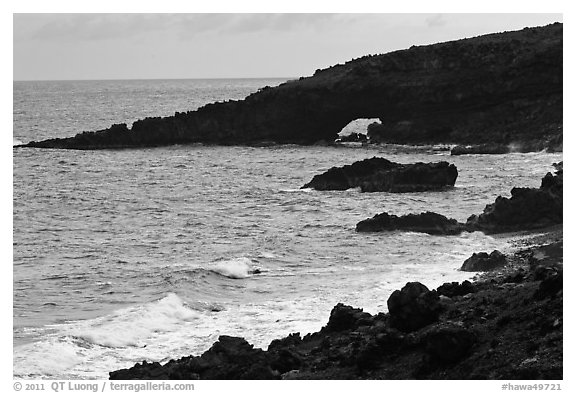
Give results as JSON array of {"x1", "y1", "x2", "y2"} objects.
[{"x1": 210, "y1": 257, "x2": 254, "y2": 279}]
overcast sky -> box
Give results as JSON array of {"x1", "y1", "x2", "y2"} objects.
[{"x1": 13, "y1": 13, "x2": 562, "y2": 81}]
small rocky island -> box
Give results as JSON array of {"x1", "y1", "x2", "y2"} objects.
[
  {"x1": 301, "y1": 157, "x2": 458, "y2": 192},
  {"x1": 17, "y1": 23, "x2": 561, "y2": 151}
]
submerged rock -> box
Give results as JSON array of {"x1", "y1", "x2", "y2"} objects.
[
  {"x1": 461, "y1": 250, "x2": 508, "y2": 272},
  {"x1": 356, "y1": 211, "x2": 466, "y2": 235},
  {"x1": 302, "y1": 158, "x2": 458, "y2": 192}
]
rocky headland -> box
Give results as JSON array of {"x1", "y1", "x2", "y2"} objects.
[{"x1": 17, "y1": 23, "x2": 562, "y2": 150}]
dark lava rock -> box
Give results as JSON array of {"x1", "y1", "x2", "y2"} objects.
[
  {"x1": 451, "y1": 143, "x2": 509, "y2": 155},
  {"x1": 387, "y1": 282, "x2": 441, "y2": 332},
  {"x1": 302, "y1": 157, "x2": 458, "y2": 192},
  {"x1": 461, "y1": 250, "x2": 508, "y2": 272},
  {"x1": 322, "y1": 303, "x2": 372, "y2": 332},
  {"x1": 436, "y1": 280, "x2": 476, "y2": 297},
  {"x1": 424, "y1": 324, "x2": 476, "y2": 363},
  {"x1": 302, "y1": 157, "x2": 398, "y2": 191},
  {"x1": 268, "y1": 333, "x2": 302, "y2": 351},
  {"x1": 534, "y1": 271, "x2": 563, "y2": 300},
  {"x1": 19, "y1": 24, "x2": 562, "y2": 150},
  {"x1": 356, "y1": 211, "x2": 466, "y2": 235},
  {"x1": 109, "y1": 335, "x2": 278, "y2": 380},
  {"x1": 357, "y1": 163, "x2": 563, "y2": 236},
  {"x1": 533, "y1": 265, "x2": 559, "y2": 281},
  {"x1": 466, "y1": 165, "x2": 562, "y2": 234}
]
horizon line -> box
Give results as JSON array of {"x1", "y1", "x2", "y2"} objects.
[{"x1": 13, "y1": 76, "x2": 297, "y2": 83}]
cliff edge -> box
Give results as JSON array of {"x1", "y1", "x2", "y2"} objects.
[{"x1": 19, "y1": 23, "x2": 562, "y2": 150}]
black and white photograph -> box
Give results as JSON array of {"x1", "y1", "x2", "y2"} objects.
[{"x1": 12, "y1": 9, "x2": 564, "y2": 385}]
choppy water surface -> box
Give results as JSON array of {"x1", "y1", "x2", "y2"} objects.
[{"x1": 13, "y1": 79, "x2": 561, "y2": 378}]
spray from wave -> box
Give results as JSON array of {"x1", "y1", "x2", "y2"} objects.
[{"x1": 209, "y1": 257, "x2": 257, "y2": 279}]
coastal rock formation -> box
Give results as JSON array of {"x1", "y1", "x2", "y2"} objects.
[
  {"x1": 19, "y1": 24, "x2": 562, "y2": 150},
  {"x1": 387, "y1": 282, "x2": 441, "y2": 332},
  {"x1": 450, "y1": 143, "x2": 510, "y2": 155},
  {"x1": 357, "y1": 163, "x2": 563, "y2": 235},
  {"x1": 322, "y1": 303, "x2": 373, "y2": 332},
  {"x1": 423, "y1": 324, "x2": 476, "y2": 363},
  {"x1": 110, "y1": 237, "x2": 562, "y2": 380},
  {"x1": 436, "y1": 281, "x2": 475, "y2": 297},
  {"x1": 466, "y1": 163, "x2": 562, "y2": 233},
  {"x1": 302, "y1": 157, "x2": 458, "y2": 192},
  {"x1": 109, "y1": 335, "x2": 279, "y2": 380},
  {"x1": 356, "y1": 211, "x2": 465, "y2": 234},
  {"x1": 461, "y1": 250, "x2": 508, "y2": 272}
]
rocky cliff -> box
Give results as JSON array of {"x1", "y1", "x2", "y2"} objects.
[{"x1": 19, "y1": 23, "x2": 562, "y2": 150}]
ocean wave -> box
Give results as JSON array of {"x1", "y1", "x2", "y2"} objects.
[
  {"x1": 13, "y1": 138, "x2": 23, "y2": 146},
  {"x1": 66, "y1": 293, "x2": 199, "y2": 348},
  {"x1": 13, "y1": 338, "x2": 83, "y2": 378},
  {"x1": 208, "y1": 257, "x2": 258, "y2": 279}
]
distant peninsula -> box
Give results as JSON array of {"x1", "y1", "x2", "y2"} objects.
[{"x1": 17, "y1": 23, "x2": 562, "y2": 150}]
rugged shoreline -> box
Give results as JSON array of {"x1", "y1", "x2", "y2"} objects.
[
  {"x1": 109, "y1": 163, "x2": 563, "y2": 380},
  {"x1": 109, "y1": 225, "x2": 562, "y2": 380},
  {"x1": 17, "y1": 23, "x2": 562, "y2": 150}
]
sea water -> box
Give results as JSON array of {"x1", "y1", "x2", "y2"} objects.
[{"x1": 13, "y1": 79, "x2": 562, "y2": 379}]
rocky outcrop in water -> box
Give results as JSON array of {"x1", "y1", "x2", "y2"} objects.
[
  {"x1": 18, "y1": 24, "x2": 562, "y2": 150},
  {"x1": 109, "y1": 236, "x2": 562, "y2": 380},
  {"x1": 356, "y1": 211, "x2": 465, "y2": 234},
  {"x1": 466, "y1": 163, "x2": 562, "y2": 234},
  {"x1": 356, "y1": 163, "x2": 562, "y2": 235},
  {"x1": 451, "y1": 143, "x2": 510, "y2": 155},
  {"x1": 302, "y1": 157, "x2": 458, "y2": 192}
]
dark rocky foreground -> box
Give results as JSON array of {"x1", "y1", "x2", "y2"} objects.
[
  {"x1": 18, "y1": 23, "x2": 561, "y2": 150},
  {"x1": 357, "y1": 163, "x2": 562, "y2": 235},
  {"x1": 109, "y1": 231, "x2": 562, "y2": 380},
  {"x1": 301, "y1": 157, "x2": 458, "y2": 192}
]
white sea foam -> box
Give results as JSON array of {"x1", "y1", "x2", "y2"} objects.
[
  {"x1": 67, "y1": 293, "x2": 199, "y2": 348},
  {"x1": 13, "y1": 293, "x2": 329, "y2": 379},
  {"x1": 280, "y1": 188, "x2": 312, "y2": 193},
  {"x1": 13, "y1": 339, "x2": 82, "y2": 378},
  {"x1": 210, "y1": 257, "x2": 254, "y2": 279}
]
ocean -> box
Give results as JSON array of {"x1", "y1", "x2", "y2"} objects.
[{"x1": 12, "y1": 78, "x2": 562, "y2": 379}]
